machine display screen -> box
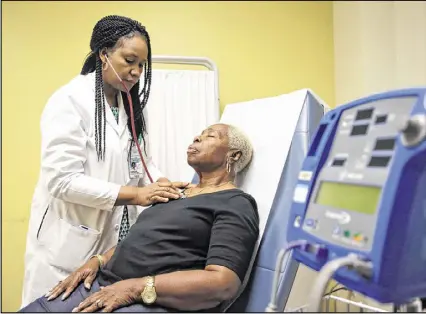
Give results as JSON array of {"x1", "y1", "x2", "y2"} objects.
[{"x1": 315, "y1": 182, "x2": 381, "y2": 215}]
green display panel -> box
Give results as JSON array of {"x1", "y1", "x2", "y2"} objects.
[{"x1": 315, "y1": 181, "x2": 382, "y2": 215}]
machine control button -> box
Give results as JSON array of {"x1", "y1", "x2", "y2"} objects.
[
  {"x1": 294, "y1": 216, "x2": 302, "y2": 228},
  {"x1": 305, "y1": 219, "x2": 317, "y2": 229},
  {"x1": 343, "y1": 230, "x2": 351, "y2": 238},
  {"x1": 375, "y1": 115, "x2": 387, "y2": 124},
  {"x1": 400, "y1": 114, "x2": 426, "y2": 147},
  {"x1": 353, "y1": 233, "x2": 363, "y2": 242},
  {"x1": 333, "y1": 226, "x2": 341, "y2": 235}
]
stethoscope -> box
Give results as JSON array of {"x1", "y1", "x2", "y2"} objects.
[{"x1": 104, "y1": 54, "x2": 154, "y2": 184}]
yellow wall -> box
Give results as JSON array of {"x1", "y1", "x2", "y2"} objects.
[
  {"x1": 333, "y1": 1, "x2": 426, "y2": 106},
  {"x1": 2, "y1": 1, "x2": 334, "y2": 311}
]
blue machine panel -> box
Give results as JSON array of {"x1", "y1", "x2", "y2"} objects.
[{"x1": 287, "y1": 88, "x2": 426, "y2": 304}]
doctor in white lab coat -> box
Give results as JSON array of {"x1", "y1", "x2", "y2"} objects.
[{"x1": 21, "y1": 15, "x2": 189, "y2": 307}]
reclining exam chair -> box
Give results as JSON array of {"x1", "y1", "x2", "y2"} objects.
[{"x1": 206, "y1": 89, "x2": 328, "y2": 312}]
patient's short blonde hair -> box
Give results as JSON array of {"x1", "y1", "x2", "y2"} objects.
[{"x1": 227, "y1": 125, "x2": 254, "y2": 174}]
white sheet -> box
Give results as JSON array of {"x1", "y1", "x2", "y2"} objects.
[{"x1": 146, "y1": 69, "x2": 219, "y2": 182}]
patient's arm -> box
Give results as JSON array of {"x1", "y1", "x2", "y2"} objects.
[
  {"x1": 138, "y1": 265, "x2": 241, "y2": 310},
  {"x1": 74, "y1": 261, "x2": 241, "y2": 312}
]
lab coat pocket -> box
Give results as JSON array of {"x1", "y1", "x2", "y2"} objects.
[{"x1": 47, "y1": 218, "x2": 101, "y2": 273}]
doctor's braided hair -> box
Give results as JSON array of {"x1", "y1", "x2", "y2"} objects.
[{"x1": 80, "y1": 15, "x2": 152, "y2": 161}]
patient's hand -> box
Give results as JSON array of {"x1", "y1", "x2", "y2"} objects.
[
  {"x1": 45, "y1": 256, "x2": 100, "y2": 301},
  {"x1": 72, "y1": 279, "x2": 140, "y2": 313}
]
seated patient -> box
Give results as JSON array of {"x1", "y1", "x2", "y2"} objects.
[{"x1": 20, "y1": 123, "x2": 259, "y2": 313}]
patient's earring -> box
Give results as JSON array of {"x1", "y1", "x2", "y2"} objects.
[
  {"x1": 102, "y1": 62, "x2": 108, "y2": 71},
  {"x1": 226, "y1": 160, "x2": 231, "y2": 173}
]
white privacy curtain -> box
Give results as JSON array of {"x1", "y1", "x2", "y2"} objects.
[{"x1": 145, "y1": 69, "x2": 218, "y2": 182}]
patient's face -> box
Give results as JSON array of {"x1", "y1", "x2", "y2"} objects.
[{"x1": 187, "y1": 124, "x2": 230, "y2": 171}]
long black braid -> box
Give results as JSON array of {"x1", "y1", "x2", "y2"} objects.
[{"x1": 81, "y1": 15, "x2": 152, "y2": 161}]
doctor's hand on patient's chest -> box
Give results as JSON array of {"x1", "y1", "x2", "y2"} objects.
[
  {"x1": 134, "y1": 181, "x2": 191, "y2": 206},
  {"x1": 45, "y1": 256, "x2": 100, "y2": 302}
]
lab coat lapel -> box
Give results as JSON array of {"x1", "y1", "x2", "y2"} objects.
[
  {"x1": 87, "y1": 72, "x2": 121, "y2": 134},
  {"x1": 117, "y1": 93, "x2": 128, "y2": 138},
  {"x1": 104, "y1": 95, "x2": 121, "y2": 135},
  {"x1": 88, "y1": 72, "x2": 125, "y2": 136}
]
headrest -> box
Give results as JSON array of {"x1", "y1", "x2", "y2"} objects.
[
  {"x1": 220, "y1": 89, "x2": 310, "y2": 237},
  {"x1": 218, "y1": 88, "x2": 323, "y2": 312}
]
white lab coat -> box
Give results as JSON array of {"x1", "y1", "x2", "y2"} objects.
[{"x1": 21, "y1": 72, "x2": 163, "y2": 308}]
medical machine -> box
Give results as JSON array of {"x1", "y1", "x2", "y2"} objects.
[{"x1": 268, "y1": 88, "x2": 426, "y2": 312}]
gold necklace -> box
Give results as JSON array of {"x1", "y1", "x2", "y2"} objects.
[{"x1": 182, "y1": 181, "x2": 235, "y2": 198}]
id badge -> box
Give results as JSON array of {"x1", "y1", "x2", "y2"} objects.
[{"x1": 128, "y1": 138, "x2": 144, "y2": 179}]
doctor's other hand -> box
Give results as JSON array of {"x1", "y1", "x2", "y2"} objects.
[
  {"x1": 134, "y1": 181, "x2": 191, "y2": 205},
  {"x1": 45, "y1": 256, "x2": 100, "y2": 301}
]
